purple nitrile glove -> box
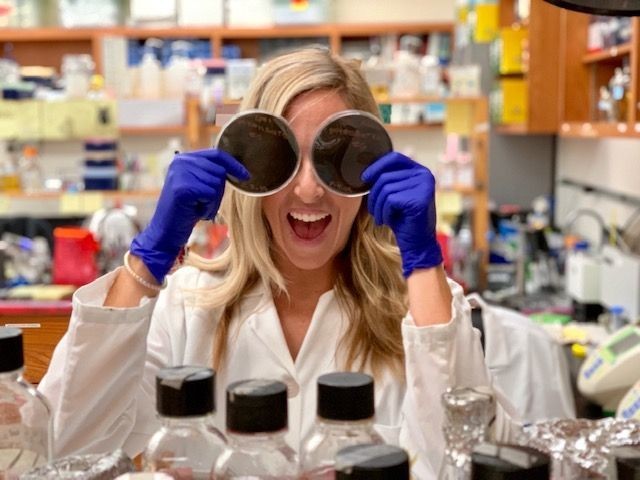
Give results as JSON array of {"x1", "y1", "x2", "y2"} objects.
[
  {"x1": 362, "y1": 151, "x2": 443, "y2": 278},
  {"x1": 130, "y1": 149, "x2": 249, "y2": 284}
]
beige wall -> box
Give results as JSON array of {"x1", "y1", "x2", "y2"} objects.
[{"x1": 333, "y1": 0, "x2": 455, "y2": 23}]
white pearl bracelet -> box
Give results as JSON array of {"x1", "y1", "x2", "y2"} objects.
[{"x1": 123, "y1": 250, "x2": 167, "y2": 292}]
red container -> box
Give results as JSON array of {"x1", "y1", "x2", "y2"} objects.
[{"x1": 52, "y1": 227, "x2": 99, "y2": 286}]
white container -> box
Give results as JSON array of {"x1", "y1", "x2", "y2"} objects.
[
  {"x1": 130, "y1": 0, "x2": 176, "y2": 26},
  {"x1": 225, "y1": 58, "x2": 257, "y2": 100},
  {"x1": 178, "y1": 0, "x2": 223, "y2": 26},
  {"x1": 138, "y1": 50, "x2": 162, "y2": 100},
  {"x1": 117, "y1": 99, "x2": 184, "y2": 127},
  {"x1": 227, "y1": 0, "x2": 273, "y2": 27}
]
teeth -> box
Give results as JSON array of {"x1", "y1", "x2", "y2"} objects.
[{"x1": 290, "y1": 212, "x2": 329, "y2": 223}]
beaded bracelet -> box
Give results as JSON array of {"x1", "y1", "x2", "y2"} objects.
[{"x1": 123, "y1": 250, "x2": 167, "y2": 292}]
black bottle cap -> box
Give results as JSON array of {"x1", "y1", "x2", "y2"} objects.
[
  {"x1": 317, "y1": 372, "x2": 375, "y2": 421},
  {"x1": 614, "y1": 446, "x2": 640, "y2": 480},
  {"x1": 0, "y1": 328, "x2": 24, "y2": 373},
  {"x1": 155, "y1": 366, "x2": 215, "y2": 417},
  {"x1": 471, "y1": 443, "x2": 550, "y2": 480},
  {"x1": 335, "y1": 444, "x2": 410, "y2": 479},
  {"x1": 226, "y1": 379, "x2": 288, "y2": 433}
]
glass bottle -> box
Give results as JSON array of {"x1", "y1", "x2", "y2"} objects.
[
  {"x1": 334, "y1": 443, "x2": 410, "y2": 479},
  {"x1": 471, "y1": 443, "x2": 550, "y2": 479},
  {"x1": 300, "y1": 372, "x2": 384, "y2": 479},
  {"x1": 213, "y1": 379, "x2": 297, "y2": 479},
  {"x1": 437, "y1": 386, "x2": 496, "y2": 480},
  {"x1": 0, "y1": 327, "x2": 52, "y2": 477},
  {"x1": 143, "y1": 366, "x2": 226, "y2": 479},
  {"x1": 18, "y1": 145, "x2": 43, "y2": 193}
]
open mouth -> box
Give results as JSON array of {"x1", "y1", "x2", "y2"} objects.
[{"x1": 287, "y1": 212, "x2": 332, "y2": 241}]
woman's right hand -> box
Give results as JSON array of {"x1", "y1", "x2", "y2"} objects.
[{"x1": 130, "y1": 149, "x2": 249, "y2": 284}]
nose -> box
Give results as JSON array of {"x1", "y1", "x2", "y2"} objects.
[{"x1": 293, "y1": 155, "x2": 324, "y2": 203}]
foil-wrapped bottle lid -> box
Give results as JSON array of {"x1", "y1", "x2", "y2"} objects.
[{"x1": 441, "y1": 386, "x2": 496, "y2": 471}]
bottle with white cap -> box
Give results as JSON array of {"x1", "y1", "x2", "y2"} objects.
[
  {"x1": 334, "y1": 443, "x2": 410, "y2": 479},
  {"x1": 437, "y1": 386, "x2": 496, "y2": 480},
  {"x1": 299, "y1": 372, "x2": 384, "y2": 479},
  {"x1": 213, "y1": 379, "x2": 297, "y2": 479},
  {"x1": 471, "y1": 443, "x2": 550, "y2": 479},
  {"x1": 143, "y1": 366, "x2": 225, "y2": 479},
  {"x1": 0, "y1": 327, "x2": 52, "y2": 477}
]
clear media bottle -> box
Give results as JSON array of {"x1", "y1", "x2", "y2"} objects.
[
  {"x1": 143, "y1": 366, "x2": 226, "y2": 479},
  {"x1": 213, "y1": 379, "x2": 297, "y2": 479},
  {"x1": 437, "y1": 386, "x2": 496, "y2": 480},
  {"x1": 299, "y1": 372, "x2": 384, "y2": 479},
  {"x1": 335, "y1": 444, "x2": 410, "y2": 479},
  {"x1": 0, "y1": 327, "x2": 52, "y2": 477}
]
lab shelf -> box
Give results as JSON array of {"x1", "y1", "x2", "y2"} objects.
[{"x1": 582, "y1": 43, "x2": 632, "y2": 64}]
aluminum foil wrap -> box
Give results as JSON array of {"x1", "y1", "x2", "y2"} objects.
[
  {"x1": 520, "y1": 418, "x2": 640, "y2": 478},
  {"x1": 21, "y1": 449, "x2": 135, "y2": 479}
]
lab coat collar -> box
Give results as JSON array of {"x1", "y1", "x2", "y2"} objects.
[
  {"x1": 465, "y1": 293, "x2": 510, "y2": 368},
  {"x1": 247, "y1": 281, "x2": 342, "y2": 378}
]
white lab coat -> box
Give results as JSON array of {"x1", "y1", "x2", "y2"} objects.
[
  {"x1": 38, "y1": 266, "x2": 516, "y2": 479},
  {"x1": 467, "y1": 293, "x2": 576, "y2": 423}
]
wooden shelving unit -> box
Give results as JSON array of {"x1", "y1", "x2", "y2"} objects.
[
  {"x1": 0, "y1": 22, "x2": 453, "y2": 74},
  {"x1": 559, "y1": 10, "x2": 640, "y2": 138},
  {"x1": 494, "y1": 0, "x2": 562, "y2": 134}
]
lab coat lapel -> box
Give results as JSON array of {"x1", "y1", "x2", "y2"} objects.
[
  {"x1": 295, "y1": 289, "x2": 345, "y2": 381},
  {"x1": 248, "y1": 291, "x2": 296, "y2": 377}
]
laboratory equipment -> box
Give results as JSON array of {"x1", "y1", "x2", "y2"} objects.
[
  {"x1": 600, "y1": 245, "x2": 640, "y2": 322},
  {"x1": 217, "y1": 110, "x2": 392, "y2": 197},
  {"x1": 437, "y1": 386, "x2": 496, "y2": 480},
  {"x1": 471, "y1": 443, "x2": 550, "y2": 479},
  {"x1": 213, "y1": 379, "x2": 297, "y2": 479},
  {"x1": 0, "y1": 328, "x2": 52, "y2": 477},
  {"x1": 312, "y1": 110, "x2": 392, "y2": 196},
  {"x1": 566, "y1": 241, "x2": 601, "y2": 304},
  {"x1": 617, "y1": 380, "x2": 640, "y2": 421},
  {"x1": 299, "y1": 372, "x2": 384, "y2": 478},
  {"x1": 143, "y1": 366, "x2": 225, "y2": 478},
  {"x1": 335, "y1": 444, "x2": 410, "y2": 479},
  {"x1": 578, "y1": 324, "x2": 640, "y2": 411},
  {"x1": 216, "y1": 111, "x2": 299, "y2": 196}
]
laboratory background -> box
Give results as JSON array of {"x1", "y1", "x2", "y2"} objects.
[{"x1": 1, "y1": 0, "x2": 640, "y2": 478}]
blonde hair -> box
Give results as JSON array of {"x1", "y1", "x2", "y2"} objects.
[{"x1": 187, "y1": 47, "x2": 407, "y2": 378}]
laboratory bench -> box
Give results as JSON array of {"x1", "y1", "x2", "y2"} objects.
[{"x1": 0, "y1": 299, "x2": 71, "y2": 384}]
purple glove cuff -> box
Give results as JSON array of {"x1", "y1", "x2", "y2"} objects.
[
  {"x1": 130, "y1": 236, "x2": 177, "y2": 285},
  {"x1": 401, "y1": 242, "x2": 443, "y2": 278}
]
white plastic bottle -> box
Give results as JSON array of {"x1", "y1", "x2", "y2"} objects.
[
  {"x1": 214, "y1": 379, "x2": 297, "y2": 479},
  {"x1": 0, "y1": 328, "x2": 52, "y2": 477},
  {"x1": 143, "y1": 366, "x2": 226, "y2": 479},
  {"x1": 138, "y1": 38, "x2": 163, "y2": 99},
  {"x1": 163, "y1": 40, "x2": 191, "y2": 99},
  {"x1": 299, "y1": 372, "x2": 384, "y2": 479}
]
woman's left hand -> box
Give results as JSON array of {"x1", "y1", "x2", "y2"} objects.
[{"x1": 362, "y1": 152, "x2": 443, "y2": 277}]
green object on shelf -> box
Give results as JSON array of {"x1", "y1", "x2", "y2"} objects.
[
  {"x1": 378, "y1": 104, "x2": 391, "y2": 124},
  {"x1": 530, "y1": 312, "x2": 572, "y2": 325}
]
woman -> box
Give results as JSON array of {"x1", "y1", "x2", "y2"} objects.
[{"x1": 38, "y1": 47, "x2": 513, "y2": 478}]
